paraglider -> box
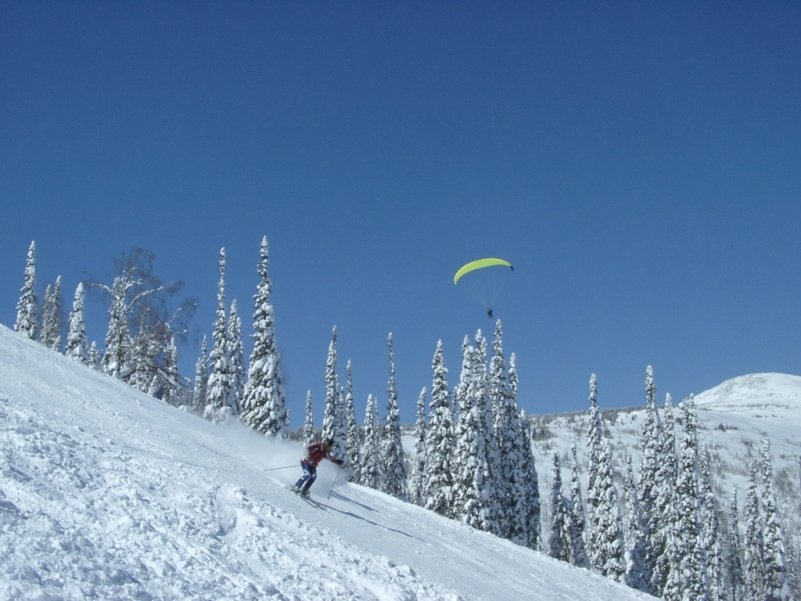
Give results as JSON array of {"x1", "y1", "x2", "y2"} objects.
[{"x1": 453, "y1": 257, "x2": 513, "y2": 318}]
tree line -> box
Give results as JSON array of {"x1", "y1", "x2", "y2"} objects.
[{"x1": 13, "y1": 238, "x2": 289, "y2": 432}]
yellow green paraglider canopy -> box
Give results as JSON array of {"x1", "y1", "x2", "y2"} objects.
[{"x1": 453, "y1": 257, "x2": 513, "y2": 285}]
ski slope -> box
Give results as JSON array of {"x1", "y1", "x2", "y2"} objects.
[{"x1": 0, "y1": 324, "x2": 655, "y2": 601}]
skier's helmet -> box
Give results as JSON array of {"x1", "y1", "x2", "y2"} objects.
[{"x1": 323, "y1": 438, "x2": 334, "y2": 448}]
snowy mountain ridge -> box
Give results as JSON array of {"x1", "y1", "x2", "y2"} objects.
[
  {"x1": 531, "y1": 370, "x2": 801, "y2": 476},
  {"x1": 695, "y1": 372, "x2": 801, "y2": 410},
  {"x1": 0, "y1": 324, "x2": 656, "y2": 601}
]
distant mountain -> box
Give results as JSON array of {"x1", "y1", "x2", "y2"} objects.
[
  {"x1": 693, "y1": 373, "x2": 801, "y2": 482},
  {"x1": 530, "y1": 370, "x2": 801, "y2": 473},
  {"x1": 695, "y1": 372, "x2": 801, "y2": 411}
]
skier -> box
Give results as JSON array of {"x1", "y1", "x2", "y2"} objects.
[{"x1": 292, "y1": 438, "x2": 343, "y2": 497}]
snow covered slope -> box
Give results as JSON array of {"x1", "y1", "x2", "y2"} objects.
[
  {"x1": 528, "y1": 369, "x2": 801, "y2": 584},
  {"x1": 531, "y1": 370, "x2": 801, "y2": 484},
  {"x1": 694, "y1": 373, "x2": 801, "y2": 479},
  {"x1": 0, "y1": 324, "x2": 656, "y2": 601},
  {"x1": 695, "y1": 372, "x2": 801, "y2": 412}
]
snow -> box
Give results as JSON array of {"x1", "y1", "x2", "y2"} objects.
[
  {"x1": 526, "y1": 370, "x2": 801, "y2": 571},
  {"x1": 694, "y1": 373, "x2": 801, "y2": 469},
  {"x1": 0, "y1": 324, "x2": 657, "y2": 601}
]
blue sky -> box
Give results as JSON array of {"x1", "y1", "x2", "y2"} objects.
[{"x1": 2, "y1": 2, "x2": 800, "y2": 427}]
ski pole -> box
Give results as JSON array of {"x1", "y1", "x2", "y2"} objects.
[
  {"x1": 264, "y1": 465, "x2": 296, "y2": 472},
  {"x1": 327, "y1": 464, "x2": 342, "y2": 500}
]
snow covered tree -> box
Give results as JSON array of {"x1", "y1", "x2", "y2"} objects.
[
  {"x1": 490, "y1": 350, "x2": 539, "y2": 546},
  {"x1": 191, "y1": 336, "x2": 209, "y2": 415},
  {"x1": 566, "y1": 443, "x2": 588, "y2": 566},
  {"x1": 381, "y1": 333, "x2": 408, "y2": 500},
  {"x1": 102, "y1": 274, "x2": 130, "y2": 379},
  {"x1": 585, "y1": 373, "x2": 603, "y2": 562},
  {"x1": 87, "y1": 341, "x2": 100, "y2": 370},
  {"x1": 637, "y1": 365, "x2": 659, "y2": 589},
  {"x1": 40, "y1": 276, "x2": 63, "y2": 351},
  {"x1": 671, "y1": 396, "x2": 707, "y2": 601},
  {"x1": 344, "y1": 361, "x2": 360, "y2": 479},
  {"x1": 517, "y1": 412, "x2": 542, "y2": 551},
  {"x1": 489, "y1": 320, "x2": 514, "y2": 538},
  {"x1": 652, "y1": 393, "x2": 678, "y2": 596},
  {"x1": 424, "y1": 340, "x2": 455, "y2": 518},
  {"x1": 744, "y1": 464, "x2": 764, "y2": 601},
  {"x1": 662, "y1": 500, "x2": 683, "y2": 601},
  {"x1": 700, "y1": 446, "x2": 723, "y2": 601},
  {"x1": 590, "y1": 439, "x2": 625, "y2": 581},
  {"x1": 65, "y1": 282, "x2": 88, "y2": 363},
  {"x1": 507, "y1": 354, "x2": 541, "y2": 550},
  {"x1": 159, "y1": 330, "x2": 181, "y2": 406},
  {"x1": 321, "y1": 326, "x2": 346, "y2": 457},
  {"x1": 760, "y1": 440, "x2": 790, "y2": 600},
  {"x1": 302, "y1": 390, "x2": 315, "y2": 445},
  {"x1": 581, "y1": 375, "x2": 623, "y2": 579},
  {"x1": 725, "y1": 490, "x2": 744, "y2": 601},
  {"x1": 206, "y1": 248, "x2": 231, "y2": 419},
  {"x1": 473, "y1": 330, "x2": 501, "y2": 528},
  {"x1": 241, "y1": 236, "x2": 288, "y2": 436},
  {"x1": 147, "y1": 374, "x2": 160, "y2": 397},
  {"x1": 452, "y1": 331, "x2": 496, "y2": 533},
  {"x1": 15, "y1": 240, "x2": 38, "y2": 340},
  {"x1": 128, "y1": 332, "x2": 155, "y2": 393},
  {"x1": 548, "y1": 452, "x2": 570, "y2": 561},
  {"x1": 486, "y1": 319, "x2": 510, "y2": 538},
  {"x1": 96, "y1": 249, "x2": 194, "y2": 395},
  {"x1": 226, "y1": 300, "x2": 244, "y2": 414},
  {"x1": 128, "y1": 327, "x2": 182, "y2": 404},
  {"x1": 360, "y1": 393, "x2": 381, "y2": 489},
  {"x1": 624, "y1": 455, "x2": 649, "y2": 591},
  {"x1": 409, "y1": 387, "x2": 427, "y2": 506}
]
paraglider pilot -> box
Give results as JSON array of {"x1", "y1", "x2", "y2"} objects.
[
  {"x1": 292, "y1": 438, "x2": 343, "y2": 497},
  {"x1": 487, "y1": 308, "x2": 494, "y2": 319}
]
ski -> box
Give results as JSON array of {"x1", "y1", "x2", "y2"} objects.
[
  {"x1": 300, "y1": 495, "x2": 325, "y2": 510},
  {"x1": 288, "y1": 486, "x2": 325, "y2": 509}
]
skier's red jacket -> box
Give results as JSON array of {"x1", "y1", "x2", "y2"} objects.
[{"x1": 303, "y1": 442, "x2": 342, "y2": 468}]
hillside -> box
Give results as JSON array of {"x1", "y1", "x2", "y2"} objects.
[
  {"x1": 0, "y1": 324, "x2": 656, "y2": 601},
  {"x1": 530, "y1": 371, "x2": 801, "y2": 485},
  {"x1": 528, "y1": 370, "x2": 801, "y2": 585}
]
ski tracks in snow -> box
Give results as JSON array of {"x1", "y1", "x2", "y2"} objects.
[
  {"x1": 1, "y1": 392, "x2": 458, "y2": 601},
  {"x1": 213, "y1": 483, "x2": 461, "y2": 601}
]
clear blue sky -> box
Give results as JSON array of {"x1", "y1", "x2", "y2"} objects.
[{"x1": 2, "y1": 2, "x2": 800, "y2": 427}]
